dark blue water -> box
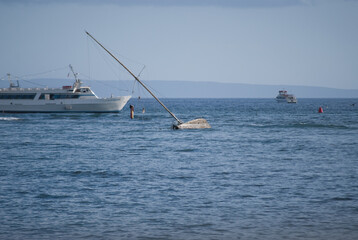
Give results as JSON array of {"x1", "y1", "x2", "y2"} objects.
[{"x1": 1, "y1": 98, "x2": 358, "y2": 240}]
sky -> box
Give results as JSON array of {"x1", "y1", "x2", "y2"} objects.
[{"x1": 0, "y1": 0, "x2": 357, "y2": 89}]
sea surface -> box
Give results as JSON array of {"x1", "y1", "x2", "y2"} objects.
[{"x1": 1, "y1": 98, "x2": 358, "y2": 240}]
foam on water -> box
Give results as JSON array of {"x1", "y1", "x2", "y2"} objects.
[{"x1": 0, "y1": 116, "x2": 21, "y2": 121}]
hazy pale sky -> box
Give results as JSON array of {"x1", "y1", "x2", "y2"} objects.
[{"x1": 0, "y1": 0, "x2": 357, "y2": 89}]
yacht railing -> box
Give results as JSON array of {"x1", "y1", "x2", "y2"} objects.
[{"x1": 0, "y1": 87, "x2": 60, "y2": 92}]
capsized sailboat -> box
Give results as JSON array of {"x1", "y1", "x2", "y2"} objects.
[{"x1": 86, "y1": 31, "x2": 211, "y2": 129}]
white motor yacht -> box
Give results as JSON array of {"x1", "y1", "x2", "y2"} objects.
[{"x1": 0, "y1": 66, "x2": 131, "y2": 113}]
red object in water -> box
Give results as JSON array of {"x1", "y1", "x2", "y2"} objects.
[{"x1": 318, "y1": 107, "x2": 323, "y2": 113}]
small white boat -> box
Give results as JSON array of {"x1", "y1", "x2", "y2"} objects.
[
  {"x1": 0, "y1": 66, "x2": 131, "y2": 113},
  {"x1": 286, "y1": 94, "x2": 297, "y2": 103},
  {"x1": 276, "y1": 90, "x2": 297, "y2": 103}
]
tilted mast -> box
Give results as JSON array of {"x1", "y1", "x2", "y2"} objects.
[{"x1": 85, "y1": 31, "x2": 182, "y2": 124}]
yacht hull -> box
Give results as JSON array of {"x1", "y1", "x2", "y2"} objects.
[{"x1": 0, "y1": 96, "x2": 131, "y2": 113}]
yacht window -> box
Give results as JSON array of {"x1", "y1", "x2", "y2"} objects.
[{"x1": 0, "y1": 94, "x2": 36, "y2": 99}]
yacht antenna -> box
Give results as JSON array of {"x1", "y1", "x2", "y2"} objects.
[
  {"x1": 69, "y1": 64, "x2": 81, "y2": 93},
  {"x1": 7, "y1": 73, "x2": 19, "y2": 88},
  {"x1": 69, "y1": 64, "x2": 79, "y2": 82}
]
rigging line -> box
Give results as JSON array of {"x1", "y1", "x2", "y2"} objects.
[
  {"x1": 76, "y1": 72, "x2": 90, "y2": 79},
  {"x1": 90, "y1": 39, "x2": 123, "y2": 80},
  {"x1": 3, "y1": 74, "x2": 21, "y2": 80},
  {"x1": 21, "y1": 79, "x2": 47, "y2": 87},
  {"x1": 139, "y1": 80, "x2": 179, "y2": 113},
  {"x1": 138, "y1": 81, "x2": 149, "y2": 98},
  {"x1": 131, "y1": 80, "x2": 139, "y2": 96},
  {"x1": 18, "y1": 66, "x2": 68, "y2": 79},
  {"x1": 0, "y1": 73, "x2": 8, "y2": 80},
  {"x1": 87, "y1": 38, "x2": 133, "y2": 92},
  {"x1": 77, "y1": 59, "x2": 129, "y2": 92},
  {"x1": 134, "y1": 78, "x2": 175, "y2": 110},
  {"x1": 86, "y1": 35, "x2": 146, "y2": 85},
  {"x1": 107, "y1": 48, "x2": 146, "y2": 69},
  {"x1": 85, "y1": 78, "x2": 129, "y2": 93},
  {"x1": 97, "y1": 46, "x2": 133, "y2": 93},
  {"x1": 140, "y1": 79, "x2": 167, "y2": 99},
  {"x1": 131, "y1": 80, "x2": 136, "y2": 94},
  {"x1": 73, "y1": 70, "x2": 130, "y2": 93},
  {"x1": 101, "y1": 44, "x2": 147, "y2": 81},
  {"x1": 90, "y1": 39, "x2": 121, "y2": 74},
  {"x1": 137, "y1": 65, "x2": 146, "y2": 78},
  {"x1": 131, "y1": 66, "x2": 146, "y2": 94},
  {"x1": 86, "y1": 35, "x2": 91, "y2": 81}
]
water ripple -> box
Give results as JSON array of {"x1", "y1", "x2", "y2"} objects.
[{"x1": 1, "y1": 99, "x2": 358, "y2": 239}]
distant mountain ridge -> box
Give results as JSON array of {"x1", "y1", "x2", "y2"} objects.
[{"x1": 1, "y1": 79, "x2": 358, "y2": 98}]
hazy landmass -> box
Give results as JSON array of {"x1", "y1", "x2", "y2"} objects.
[{"x1": 1, "y1": 79, "x2": 358, "y2": 98}]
